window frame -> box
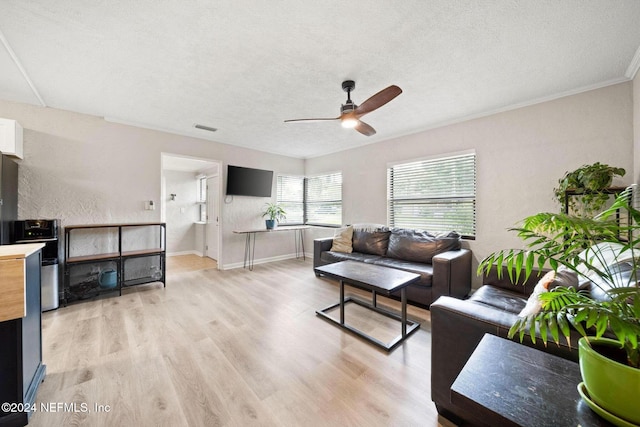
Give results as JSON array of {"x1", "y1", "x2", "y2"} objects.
[
  {"x1": 276, "y1": 171, "x2": 343, "y2": 228},
  {"x1": 304, "y1": 171, "x2": 343, "y2": 227},
  {"x1": 197, "y1": 175, "x2": 207, "y2": 222},
  {"x1": 387, "y1": 150, "x2": 476, "y2": 239},
  {"x1": 276, "y1": 174, "x2": 305, "y2": 226}
]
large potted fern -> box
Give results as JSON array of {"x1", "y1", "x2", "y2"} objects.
[{"x1": 479, "y1": 187, "x2": 640, "y2": 424}]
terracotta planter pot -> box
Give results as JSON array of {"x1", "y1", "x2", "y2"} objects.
[{"x1": 579, "y1": 337, "x2": 640, "y2": 425}]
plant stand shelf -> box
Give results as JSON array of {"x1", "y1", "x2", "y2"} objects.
[
  {"x1": 64, "y1": 223, "x2": 166, "y2": 304},
  {"x1": 563, "y1": 186, "x2": 631, "y2": 241}
]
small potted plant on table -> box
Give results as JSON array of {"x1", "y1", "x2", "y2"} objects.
[{"x1": 261, "y1": 203, "x2": 286, "y2": 230}]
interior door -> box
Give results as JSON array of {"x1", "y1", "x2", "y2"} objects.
[{"x1": 206, "y1": 176, "x2": 219, "y2": 261}]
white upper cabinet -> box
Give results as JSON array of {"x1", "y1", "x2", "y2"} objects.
[{"x1": 0, "y1": 118, "x2": 23, "y2": 159}]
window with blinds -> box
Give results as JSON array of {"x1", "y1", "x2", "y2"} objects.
[
  {"x1": 305, "y1": 172, "x2": 342, "y2": 226},
  {"x1": 276, "y1": 175, "x2": 304, "y2": 225},
  {"x1": 387, "y1": 152, "x2": 476, "y2": 238}
]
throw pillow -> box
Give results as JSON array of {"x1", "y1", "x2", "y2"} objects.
[
  {"x1": 518, "y1": 270, "x2": 556, "y2": 317},
  {"x1": 518, "y1": 269, "x2": 579, "y2": 317},
  {"x1": 330, "y1": 225, "x2": 353, "y2": 253}
]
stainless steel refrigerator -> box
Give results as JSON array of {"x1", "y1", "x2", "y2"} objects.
[{"x1": 0, "y1": 154, "x2": 18, "y2": 245}]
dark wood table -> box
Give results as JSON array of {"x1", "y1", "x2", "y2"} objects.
[
  {"x1": 315, "y1": 261, "x2": 421, "y2": 352},
  {"x1": 450, "y1": 334, "x2": 612, "y2": 427}
]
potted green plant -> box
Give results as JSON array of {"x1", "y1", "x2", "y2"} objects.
[
  {"x1": 478, "y1": 187, "x2": 640, "y2": 424},
  {"x1": 261, "y1": 203, "x2": 286, "y2": 229},
  {"x1": 554, "y1": 162, "x2": 625, "y2": 217}
]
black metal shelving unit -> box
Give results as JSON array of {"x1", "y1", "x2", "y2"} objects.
[{"x1": 64, "y1": 223, "x2": 166, "y2": 304}]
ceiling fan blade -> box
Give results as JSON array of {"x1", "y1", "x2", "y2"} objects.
[
  {"x1": 284, "y1": 117, "x2": 339, "y2": 123},
  {"x1": 355, "y1": 120, "x2": 376, "y2": 136},
  {"x1": 354, "y1": 85, "x2": 402, "y2": 117}
]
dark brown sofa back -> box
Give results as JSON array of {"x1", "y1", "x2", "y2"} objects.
[
  {"x1": 352, "y1": 227, "x2": 390, "y2": 255},
  {"x1": 387, "y1": 228, "x2": 461, "y2": 263}
]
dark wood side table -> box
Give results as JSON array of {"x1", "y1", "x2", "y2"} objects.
[{"x1": 450, "y1": 334, "x2": 611, "y2": 427}]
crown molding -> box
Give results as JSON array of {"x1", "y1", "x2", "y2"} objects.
[
  {"x1": 626, "y1": 44, "x2": 640, "y2": 80},
  {"x1": 0, "y1": 27, "x2": 46, "y2": 107}
]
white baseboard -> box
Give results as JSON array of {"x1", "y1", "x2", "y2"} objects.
[
  {"x1": 221, "y1": 252, "x2": 311, "y2": 270},
  {"x1": 167, "y1": 250, "x2": 203, "y2": 257}
]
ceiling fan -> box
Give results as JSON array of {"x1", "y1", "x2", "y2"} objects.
[{"x1": 284, "y1": 80, "x2": 402, "y2": 136}]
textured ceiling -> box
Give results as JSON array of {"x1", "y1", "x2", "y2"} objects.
[{"x1": 1, "y1": 1, "x2": 640, "y2": 159}]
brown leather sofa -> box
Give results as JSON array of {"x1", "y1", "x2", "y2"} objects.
[
  {"x1": 313, "y1": 227, "x2": 472, "y2": 308},
  {"x1": 430, "y1": 266, "x2": 583, "y2": 425}
]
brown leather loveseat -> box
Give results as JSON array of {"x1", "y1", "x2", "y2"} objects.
[{"x1": 313, "y1": 226, "x2": 472, "y2": 308}]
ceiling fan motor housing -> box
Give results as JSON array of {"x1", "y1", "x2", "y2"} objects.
[
  {"x1": 340, "y1": 102, "x2": 356, "y2": 114},
  {"x1": 341, "y1": 80, "x2": 357, "y2": 115}
]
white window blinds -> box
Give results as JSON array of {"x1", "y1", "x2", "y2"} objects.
[
  {"x1": 276, "y1": 175, "x2": 304, "y2": 225},
  {"x1": 388, "y1": 152, "x2": 476, "y2": 238},
  {"x1": 305, "y1": 172, "x2": 342, "y2": 226}
]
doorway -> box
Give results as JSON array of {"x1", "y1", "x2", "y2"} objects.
[{"x1": 161, "y1": 153, "x2": 222, "y2": 266}]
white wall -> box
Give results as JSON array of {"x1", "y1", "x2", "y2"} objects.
[
  {"x1": 305, "y1": 82, "x2": 635, "y2": 284},
  {"x1": 164, "y1": 170, "x2": 198, "y2": 254},
  {"x1": 0, "y1": 99, "x2": 304, "y2": 268}
]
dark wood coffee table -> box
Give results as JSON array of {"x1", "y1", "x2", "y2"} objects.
[{"x1": 315, "y1": 260, "x2": 421, "y2": 351}]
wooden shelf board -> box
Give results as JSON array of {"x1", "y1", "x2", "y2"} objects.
[
  {"x1": 66, "y1": 253, "x2": 120, "y2": 263},
  {"x1": 122, "y1": 248, "x2": 164, "y2": 257},
  {"x1": 66, "y1": 222, "x2": 165, "y2": 230}
]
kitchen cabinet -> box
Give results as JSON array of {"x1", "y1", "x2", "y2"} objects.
[{"x1": 0, "y1": 243, "x2": 46, "y2": 426}]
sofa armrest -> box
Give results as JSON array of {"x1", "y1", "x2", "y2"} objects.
[
  {"x1": 432, "y1": 248, "x2": 472, "y2": 303},
  {"x1": 313, "y1": 237, "x2": 334, "y2": 270},
  {"x1": 430, "y1": 296, "x2": 516, "y2": 417}
]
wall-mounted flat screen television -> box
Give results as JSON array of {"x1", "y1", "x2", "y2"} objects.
[{"x1": 226, "y1": 165, "x2": 274, "y2": 197}]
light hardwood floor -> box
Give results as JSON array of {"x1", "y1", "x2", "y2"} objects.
[{"x1": 29, "y1": 256, "x2": 448, "y2": 426}]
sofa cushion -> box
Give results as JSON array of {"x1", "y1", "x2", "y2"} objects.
[
  {"x1": 368, "y1": 257, "x2": 433, "y2": 287},
  {"x1": 468, "y1": 285, "x2": 528, "y2": 315},
  {"x1": 320, "y1": 250, "x2": 382, "y2": 264},
  {"x1": 330, "y1": 225, "x2": 353, "y2": 253},
  {"x1": 352, "y1": 226, "x2": 391, "y2": 256},
  {"x1": 387, "y1": 228, "x2": 461, "y2": 263}
]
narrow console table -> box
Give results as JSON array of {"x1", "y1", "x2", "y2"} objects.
[
  {"x1": 450, "y1": 334, "x2": 610, "y2": 427},
  {"x1": 0, "y1": 243, "x2": 46, "y2": 426},
  {"x1": 233, "y1": 225, "x2": 308, "y2": 270}
]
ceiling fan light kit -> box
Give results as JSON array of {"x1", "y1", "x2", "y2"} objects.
[
  {"x1": 285, "y1": 80, "x2": 402, "y2": 136},
  {"x1": 341, "y1": 114, "x2": 358, "y2": 128}
]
